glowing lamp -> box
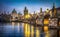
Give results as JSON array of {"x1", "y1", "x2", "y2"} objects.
[{"x1": 44, "y1": 19, "x2": 49, "y2": 25}]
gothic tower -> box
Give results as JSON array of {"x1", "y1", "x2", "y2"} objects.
[
  {"x1": 24, "y1": 6, "x2": 28, "y2": 16},
  {"x1": 52, "y1": 3, "x2": 57, "y2": 17},
  {"x1": 24, "y1": 6, "x2": 28, "y2": 19}
]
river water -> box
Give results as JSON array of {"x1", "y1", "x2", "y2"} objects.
[{"x1": 0, "y1": 22, "x2": 58, "y2": 37}]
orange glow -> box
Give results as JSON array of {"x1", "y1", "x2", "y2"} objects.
[
  {"x1": 44, "y1": 26, "x2": 48, "y2": 32},
  {"x1": 44, "y1": 19, "x2": 49, "y2": 25}
]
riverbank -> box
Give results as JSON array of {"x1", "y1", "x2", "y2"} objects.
[{"x1": 0, "y1": 21, "x2": 60, "y2": 30}]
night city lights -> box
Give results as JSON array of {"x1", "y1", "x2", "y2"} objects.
[{"x1": 0, "y1": 0, "x2": 60, "y2": 37}]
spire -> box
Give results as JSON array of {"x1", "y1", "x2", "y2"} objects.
[
  {"x1": 52, "y1": 3, "x2": 56, "y2": 12},
  {"x1": 52, "y1": 3, "x2": 57, "y2": 17},
  {"x1": 24, "y1": 6, "x2": 28, "y2": 12},
  {"x1": 24, "y1": 6, "x2": 28, "y2": 16},
  {"x1": 12, "y1": 8, "x2": 17, "y2": 14},
  {"x1": 53, "y1": 3, "x2": 55, "y2": 9},
  {"x1": 40, "y1": 8, "x2": 42, "y2": 13},
  {"x1": 24, "y1": 6, "x2": 27, "y2": 10}
]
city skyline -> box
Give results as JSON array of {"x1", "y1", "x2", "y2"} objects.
[{"x1": 0, "y1": 0, "x2": 60, "y2": 14}]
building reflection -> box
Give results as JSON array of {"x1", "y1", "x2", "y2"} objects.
[
  {"x1": 18, "y1": 23, "x2": 20, "y2": 32},
  {"x1": 45, "y1": 31, "x2": 50, "y2": 37},
  {"x1": 24, "y1": 23, "x2": 30, "y2": 37},
  {"x1": 11, "y1": 22, "x2": 57, "y2": 37},
  {"x1": 24, "y1": 23, "x2": 40, "y2": 37},
  {"x1": 11, "y1": 22, "x2": 20, "y2": 32},
  {"x1": 31, "y1": 26, "x2": 34, "y2": 37},
  {"x1": 44, "y1": 26, "x2": 50, "y2": 37},
  {"x1": 36, "y1": 27, "x2": 40, "y2": 37},
  {"x1": 12, "y1": 22, "x2": 15, "y2": 30}
]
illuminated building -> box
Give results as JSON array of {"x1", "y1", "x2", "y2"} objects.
[
  {"x1": 11, "y1": 9, "x2": 18, "y2": 21},
  {"x1": 11, "y1": 9, "x2": 22, "y2": 21},
  {"x1": 43, "y1": 13, "x2": 49, "y2": 32},
  {"x1": 18, "y1": 12, "x2": 22, "y2": 20},
  {"x1": 49, "y1": 10, "x2": 52, "y2": 17},
  {"x1": 44, "y1": 19, "x2": 49, "y2": 25},
  {"x1": 49, "y1": 18, "x2": 58, "y2": 27},
  {"x1": 24, "y1": 6, "x2": 28, "y2": 19}
]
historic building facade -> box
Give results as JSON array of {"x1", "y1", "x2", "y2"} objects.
[
  {"x1": 24, "y1": 7, "x2": 28, "y2": 19},
  {"x1": 11, "y1": 9, "x2": 22, "y2": 21}
]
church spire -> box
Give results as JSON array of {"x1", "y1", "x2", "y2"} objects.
[
  {"x1": 52, "y1": 3, "x2": 57, "y2": 17},
  {"x1": 53, "y1": 3, "x2": 55, "y2": 9}
]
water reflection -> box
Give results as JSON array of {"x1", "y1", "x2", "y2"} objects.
[
  {"x1": 12, "y1": 22, "x2": 14, "y2": 30},
  {"x1": 31, "y1": 26, "x2": 34, "y2": 37},
  {"x1": 36, "y1": 27, "x2": 40, "y2": 37},
  {"x1": 24, "y1": 23, "x2": 30, "y2": 37},
  {"x1": 0, "y1": 22, "x2": 58, "y2": 37},
  {"x1": 17, "y1": 23, "x2": 20, "y2": 32}
]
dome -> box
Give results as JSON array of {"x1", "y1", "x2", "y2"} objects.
[{"x1": 12, "y1": 9, "x2": 17, "y2": 14}]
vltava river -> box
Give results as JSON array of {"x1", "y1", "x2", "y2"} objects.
[{"x1": 0, "y1": 22, "x2": 58, "y2": 37}]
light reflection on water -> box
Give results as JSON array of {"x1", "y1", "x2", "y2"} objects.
[{"x1": 0, "y1": 22, "x2": 57, "y2": 37}]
